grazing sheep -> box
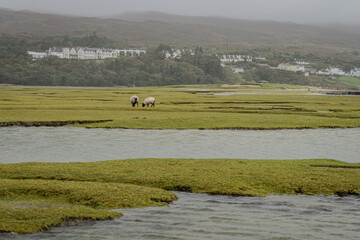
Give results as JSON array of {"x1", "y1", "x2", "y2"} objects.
[
  {"x1": 142, "y1": 97, "x2": 156, "y2": 107},
  {"x1": 130, "y1": 95, "x2": 139, "y2": 107}
]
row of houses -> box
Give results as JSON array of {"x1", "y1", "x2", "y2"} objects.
[
  {"x1": 164, "y1": 49, "x2": 196, "y2": 59},
  {"x1": 28, "y1": 47, "x2": 146, "y2": 60},
  {"x1": 163, "y1": 49, "x2": 268, "y2": 63},
  {"x1": 277, "y1": 63, "x2": 306, "y2": 72},
  {"x1": 316, "y1": 67, "x2": 346, "y2": 76},
  {"x1": 350, "y1": 68, "x2": 360, "y2": 77},
  {"x1": 277, "y1": 64, "x2": 360, "y2": 77},
  {"x1": 316, "y1": 67, "x2": 360, "y2": 77},
  {"x1": 219, "y1": 55, "x2": 253, "y2": 62},
  {"x1": 218, "y1": 55, "x2": 267, "y2": 63}
]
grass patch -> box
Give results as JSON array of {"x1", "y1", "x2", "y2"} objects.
[
  {"x1": 338, "y1": 76, "x2": 360, "y2": 89},
  {"x1": 1, "y1": 158, "x2": 359, "y2": 233},
  {"x1": 0, "y1": 199, "x2": 120, "y2": 234},
  {"x1": 0, "y1": 86, "x2": 360, "y2": 129},
  {"x1": 1, "y1": 159, "x2": 359, "y2": 197},
  {"x1": 0, "y1": 179, "x2": 177, "y2": 234}
]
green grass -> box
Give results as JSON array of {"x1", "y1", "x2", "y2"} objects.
[
  {"x1": 338, "y1": 76, "x2": 360, "y2": 88},
  {"x1": 0, "y1": 178, "x2": 176, "y2": 234},
  {"x1": 1, "y1": 86, "x2": 360, "y2": 129},
  {"x1": 1, "y1": 159, "x2": 359, "y2": 197},
  {"x1": 0, "y1": 199, "x2": 120, "y2": 234},
  {"x1": 1, "y1": 158, "x2": 359, "y2": 233}
]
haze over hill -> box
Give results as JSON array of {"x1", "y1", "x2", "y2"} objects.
[
  {"x1": 112, "y1": 11, "x2": 360, "y2": 35},
  {"x1": 2, "y1": 0, "x2": 360, "y2": 25},
  {"x1": 0, "y1": 8, "x2": 360, "y2": 50}
]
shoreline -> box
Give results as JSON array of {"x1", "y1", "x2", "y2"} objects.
[{"x1": 0, "y1": 120, "x2": 358, "y2": 130}]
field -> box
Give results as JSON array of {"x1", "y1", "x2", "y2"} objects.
[
  {"x1": 1, "y1": 85, "x2": 360, "y2": 233},
  {"x1": 1, "y1": 85, "x2": 360, "y2": 129},
  {"x1": 0, "y1": 159, "x2": 360, "y2": 233}
]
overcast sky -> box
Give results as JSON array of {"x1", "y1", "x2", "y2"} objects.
[{"x1": 1, "y1": 0, "x2": 359, "y2": 25}]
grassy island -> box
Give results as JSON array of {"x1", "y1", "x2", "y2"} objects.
[
  {"x1": 0, "y1": 158, "x2": 359, "y2": 233},
  {"x1": 1, "y1": 85, "x2": 360, "y2": 129}
]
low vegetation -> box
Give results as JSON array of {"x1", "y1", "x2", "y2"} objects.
[
  {"x1": 0, "y1": 178, "x2": 177, "y2": 233},
  {"x1": 1, "y1": 159, "x2": 359, "y2": 197},
  {"x1": 1, "y1": 86, "x2": 359, "y2": 129},
  {"x1": 0, "y1": 199, "x2": 121, "y2": 234},
  {"x1": 0, "y1": 158, "x2": 359, "y2": 233}
]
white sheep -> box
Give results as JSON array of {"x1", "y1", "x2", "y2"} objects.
[
  {"x1": 130, "y1": 95, "x2": 139, "y2": 107},
  {"x1": 142, "y1": 97, "x2": 156, "y2": 107}
]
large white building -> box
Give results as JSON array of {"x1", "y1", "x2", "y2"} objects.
[
  {"x1": 316, "y1": 66, "x2": 346, "y2": 76},
  {"x1": 28, "y1": 47, "x2": 146, "y2": 60},
  {"x1": 327, "y1": 66, "x2": 346, "y2": 76},
  {"x1": 350, "y1": 68, "x2": 360, "y2": 77},
  {"x1": 218, "y1": 54, "x2": 253, "y2": 63},
  {"x1": 277, "y1": 63, "x2": 305, "y2": 72},
  {"x1": 27, "y1": 51, "x2": 47, "y2": 59}
]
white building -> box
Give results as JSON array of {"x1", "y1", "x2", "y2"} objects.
[
  {"x1": 258, "y1": 63, "x2": 270, "y2": 68},
  {"x1": 27, "y1": 51, "x2": 46, "y2": 59},
  {"x1": 350, "y1": 68, "x2": 360, "y2": 77},
  {"x1": 277, "y1": 63, "x2": 305, "y2": 72},
  {"x1": 82, "y1": 48, "x2": 97, "y2": 59},
  {"x1": 295, "y1": 61, "x2": 310, "y2": 65},
  {"x1": 29, "y1": 47, "x2": 146, "y2": 60},
  {"x1": 47, "y1": 48, "x2": 65, "y2": 58},
  {"x1": 255, "y1": 56, "x2": 266, "y2": 60},
  {"x1": 316, "y1": 70, "x2": 330, "y2": 75},
  {"x1": 316, "y1": 66, "x2": 347, "y2": 76},
  {"x1": 327, "y1": 66, "x2": 346, "y2": 76},
  {"x1": 232, "y1": 67, "x2": 244, "y2": 73},
  {"x1": 69, "y1": 48, "x2": 78, "y2": 59},
  {"x1": 164, "y1": 49, "x2": 196, "y2": 59}
]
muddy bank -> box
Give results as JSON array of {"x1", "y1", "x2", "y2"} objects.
[{"x1": 0, "y1": 120, "x2": 112, "y2": 127}]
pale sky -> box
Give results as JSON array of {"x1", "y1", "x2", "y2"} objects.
[{"x1": 1, "y1": 0, "x2": 359, "y2": 24}]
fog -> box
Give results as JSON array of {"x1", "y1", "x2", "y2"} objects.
[{"x1": 1, "y1": 0, "x2": 359, "y2": 25}]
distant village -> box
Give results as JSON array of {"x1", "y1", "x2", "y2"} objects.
[
  {"x1": 165, "y1": 50, "x2": 360, "y2": 78},
  {"x1": 217, "y1": 54, "x2": 360, "y2": 78},
  {"x1": 28, "y1": 47, "x2": 360, "y2": 78},
  {"x1": 28, "y1": 47, "x2": 146, "y2": 60}
]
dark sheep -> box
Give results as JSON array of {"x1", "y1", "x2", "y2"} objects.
[{"x1": 130, "y1": 95, "x2": 139, "y2": 107}]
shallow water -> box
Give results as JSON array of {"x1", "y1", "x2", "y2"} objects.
[
  {"x1": 0, "y1": 127, "x2": 359, "y2": 163},
  {"x1": 1, "y1": 127, "x2": 360, "y2": 239},
  {"x1": 2, "y1": 192, "x2": 360, "y2": 240}
]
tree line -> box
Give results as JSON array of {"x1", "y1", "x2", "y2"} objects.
[{"x1": 0, "y1": 35, "x2": 238, "y2": 86}]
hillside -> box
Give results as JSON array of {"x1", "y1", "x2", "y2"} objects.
[{"x1": 1, "y1": 8, "x2": 360, "y2": 50}]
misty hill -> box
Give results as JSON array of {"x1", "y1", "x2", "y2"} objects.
[
  {"x1": 322, "y1": 23, "x2": 360, "y2": 35},
  {"x1": 113, "y1": 11, "x2": 360, "y2": 48},
  {"x1": 116, "y1": 11, "x2": 360, "y2": 36},
  {"x1": 1, "y1": 8, "x2": 360, "y2": 50}
]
